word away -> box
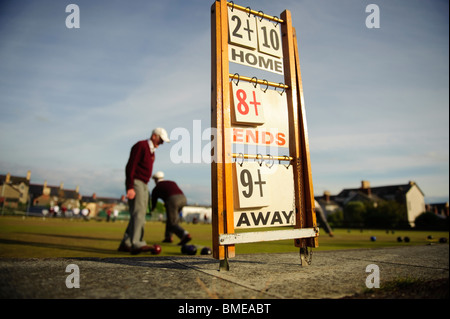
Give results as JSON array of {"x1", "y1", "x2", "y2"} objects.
[{"x1": 236, "y1": 210, "x2": 294, "y2": 228}]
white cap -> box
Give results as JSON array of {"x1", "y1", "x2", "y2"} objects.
[
  {"x1": 152, "y1": 171, "x2": 164, "y2": 180},
  {"x1": 152, "y1": 127, "x2": 170, "y2": 143}
]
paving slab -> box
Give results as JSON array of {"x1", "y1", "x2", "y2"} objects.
[{"x1": 0, "y1": 244, "x2": 448, "y2": 300}]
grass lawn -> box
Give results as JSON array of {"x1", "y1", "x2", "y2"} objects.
[{"x1": 0, "y1": 215, "x2": 448, "y2": 258}]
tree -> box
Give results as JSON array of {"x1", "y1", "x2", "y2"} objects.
[
  {"x1": 414, "y1": 212, "x2": 449, "y2": 230},
  {"x1": 344, "y1": 201, "x2": 366, "y2": 228},
  {"x1": 364, "y1": 200, "x2": 404, "y2": 229},
  {"x1": 327, "y1": 209, "x2": 344, "y2": 228}
]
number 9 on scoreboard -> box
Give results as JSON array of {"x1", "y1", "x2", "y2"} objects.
[{"x1": 234, "y1": 162, "x2": 270, "y2": 208}]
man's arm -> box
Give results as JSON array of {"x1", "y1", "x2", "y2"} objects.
[
  {"x1": 150, "y1": 187, "x2": 159, "y2": 211},
  {"x1": 125, "y1": 142, "x2": 142, "y2": 198}
]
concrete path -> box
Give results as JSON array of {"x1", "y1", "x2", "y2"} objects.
[{"x1": 0, "y1": 244, "x2": 448, "y2": 299}]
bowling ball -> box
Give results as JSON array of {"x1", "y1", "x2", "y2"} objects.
[
  {"x1": 201, "y1": 247, "x2": 212, "y2": 255},
  {"x1": 152, "y1": 244, "x2": 162, "y2": 255},
  {"x1": 181, "y1": 245, "x2": 197, "y2": 255},
  {"x1": 370, "y1": 236, "x2": 376, "y2": 241}
]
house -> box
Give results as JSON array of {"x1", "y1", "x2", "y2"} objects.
[
  {"x1": 31, "y1": 181, "x2": 81, "y2": 209},
  {"x1": 426, "y1": 202, "x2": 449, "y2": 219},
  {"x1": 0, "y1": 171, "x2": 31, "y2": 209},
  {"x1": 315, "y1": 190, "x2": 341, "y2": 217},
  {"x1": 82, "y1": 194, "x2": 127, "y2": 218},
  {"x1": 1, "y1": 170, "x2": 127, "y2": 217},
  {"x1": 182, "y1": 205, "x2": 212, "y2": 223},
  {"x1": 321, "y1": 180, "x2": 426, "y2": 227}
]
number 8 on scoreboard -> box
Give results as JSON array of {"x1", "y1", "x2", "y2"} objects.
[{"x1": 231, "y1": 81, "x2": 265, "y2": 125}]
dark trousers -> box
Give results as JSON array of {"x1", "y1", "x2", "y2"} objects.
[
  {"x1": 165, "y1": 194, "x2": 187, "y2": 239},
  {"x1": 121, "y1": 179, "x2": 148, "y2": 249}
]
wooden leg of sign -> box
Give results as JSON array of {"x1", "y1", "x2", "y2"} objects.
[
  {"x1": 293, "y1": 27, "x2": 318, "y2": 249},
  {"x1": 219, "y1": 0, "x2": 235, "y2": 260},
  {"x1": 211, "y1": 0, "x2": 235, "y2": 262},
  {"x1": 281, "y1": 10, "x2": 306, "y2": 249},
  {"x1": 219, "y1": 252, "x2": 230, "y2": 271},
  {"x1": 299, "y1": 247, "x2": 312, "y2": 267},
  {"x1": 282, "y1": 10, "x2": 318, "y2": 251},
  {"x1": 211, "y1": 1, "x2": 224, "y2": 261}
]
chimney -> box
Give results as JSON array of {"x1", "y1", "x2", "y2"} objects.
[
  {"x1": 43, "y1": 180, "x2": 50, "y2": 196},
  {"x1": 75, "y1": 185, "x2": 79, "y2": 193},
  {"x1": 360, "y1": 180, "x2": 371, "y2": 196},
  {"x1": 5, "y1": 173, "x2": 11, "y2": 183},
  {"x1": 60, "y1": 182, "x2": 64, "y2": 189},
  {"x1": 92, "y1": 193, "x2": 97, "y2": 200},
  {"x1": 26, "y1": 170, "x2": 31, "y2": 181},
  {"x1": 323, "y1": 191, "x2": 331, "y2": 202}
]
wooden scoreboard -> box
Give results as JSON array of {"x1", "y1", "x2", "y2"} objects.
[{"x1": 211, "y1": 0, "x2": 318, "y2": 270}]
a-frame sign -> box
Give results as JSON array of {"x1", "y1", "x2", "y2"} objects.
[{"x1": 211, "y1": 0, "x2": 318, "y2": 270}]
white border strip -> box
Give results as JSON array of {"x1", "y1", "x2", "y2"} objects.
[{"x1": 219, "y1": 228, "x2": 319, "y2": 245}]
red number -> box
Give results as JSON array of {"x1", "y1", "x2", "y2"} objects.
[{"x1": 236, "y1": 89, "x2": 249, "y2": 115}]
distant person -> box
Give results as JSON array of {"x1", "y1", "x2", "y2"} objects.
[
  {"x1": 118, "y1": 128, "x2": 170, "y2": 255},
  {"x1": 53, "y1": 205, "x2": 59, "y2": 217},
  {"x1": 315, "y1": 200, "x2": 334, "y2": 237},
  {"x1": 150, "y1": 171, "x2": 191, "y2": 245},
  {"x1": 81, "y1": 207, "x2": 90, "y2": 220}
]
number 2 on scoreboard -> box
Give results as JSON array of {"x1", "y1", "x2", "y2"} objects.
[{"x1": 231, "y1": 81, "x2": 265, "y2": 125}]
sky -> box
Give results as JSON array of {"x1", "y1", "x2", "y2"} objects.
[{"x1": 0, "y1": 0, "x2": 448, "y2": 205}]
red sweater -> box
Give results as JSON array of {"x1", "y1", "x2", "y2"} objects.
[
  {"x1": 151, "y1": 180, "x2": 184, "y2": 210},
  {"x1": 125, "y1": 140, "x2": 155, "y2": 190}
]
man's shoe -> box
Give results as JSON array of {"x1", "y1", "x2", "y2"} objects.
[
  {"x1": 130, "y1": 245, "x2": 153, "y2": 255},
  {"x1": 178, "y1": 234, "x2": 192, "y2": 246},
  {"x1": 162, "y1": 238, "x2": 173, "y2": 243},
  {"x1": 118, "y1": 244, "x2": 131, "y2": 252}
]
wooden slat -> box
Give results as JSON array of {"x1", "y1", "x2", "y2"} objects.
[
  {"x1": 292, "y1": 28, "x2": 318, "y2": 247},
  {"x1": 220, "y1": 0, "x2": 235, "y2": 259},
  {"x1": 211, "y1": 0, "x2": 235, "y2": 260},
  {"x1": 210, "y1": 1, "x2": 225, "y2": 259},
  {"x1": 219, "y1": 228, "x2": 318, "y2": 245},
  {"x1": 281, "y1": 10, "x2": 306, "y2": 248},
  {"x1": 226, "y1": 1, "x2": 284, "y2": 23}
]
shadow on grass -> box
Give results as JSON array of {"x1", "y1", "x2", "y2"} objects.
[
  {"x1": 0, "y1": 238, "x2": 117, "y2": 256},
  {"x1": 18, "y1": 232, "x2": 118, "y2": 242},
  {"x1": 0, "y1": 238, "x2": 265, "y2": 270}
]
